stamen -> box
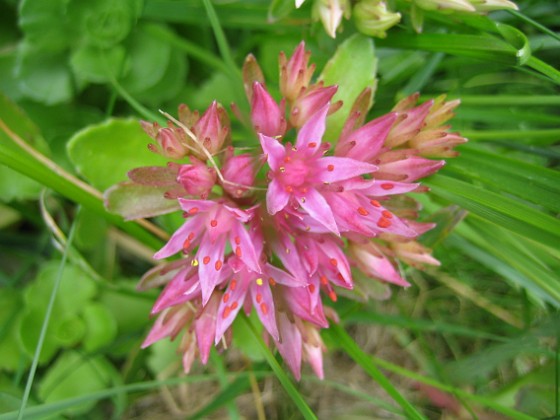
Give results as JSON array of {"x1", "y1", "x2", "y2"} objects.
[
  {"x1": 188, "y1": 207, "x2": 199, "y2": 214},
  {"x1": 191, "y1": 259, "x2": 199, "y2": 267},
  {"x1": 327, "y1": 164, "x2": 334, "y2": 172},
  {"x1": 382, "y1": 210, "x2": 393, "y2": 219},
  {"x1": 269, "y1": 277, "x2": 277, "y2": 286},
  {"x1": 222, "y1": 306, "x2": 231, "y2": 319},
  {"x1": 210, "y1": 219, "x2": 218, "y2": 227},
  {"x1": 260, "y1": 303, "x2": 269, "y2": 315},
  {"x1": 256, "y1": 278, "x2": 263, "y2": 286},
  {"x1": 223, "y1": 293, "x2": 230, "y2": 303},
  {"x1": 285, "y1": 185, "x2": 293, "y2": 193},
  {"x1": 320, "y1": 275, "x2": 328, "y2": 285},
  {"x1": 377, "y1": 217, "x2": 392, "y2": 228},
  {"x1": 230, "y1": 279, "x2": 237, "y2": 290},
  {"x1": 279, "y1": 166, "x2": 286, "y2": 173},
  {"x1": 328, "y1": 290, "x2": 338, "y2": 302},
  {"x1": 357, "y1": 207, "x2": 369, "y2": 216},
  {"x1": 234, "y1": 236, "x2": 241, "y2": 245},
  {"x1": 182, "y1": 239, "x2": 191, "y2": 249},
  {"x1": 381, "y1": 183, "x2": 394, "y2": 190},
  {"x1": 308, "y1": 142, "x2": 317, "y2": 148},
  {"x1": 329, "y1": 258, "x2": 338, "y2": 267},
  {"x1": 235, "y1": 246, "x2": 242, "y2": 257},
  {"x1": 188, "y1": 232, "x2": 195, "y2": 240},
  {"x1": 370, "y1": 200, "x2": 381, "y2": 207},
  {"x1": 215, "y1": 260, "x2": 222, "y2": 271},
  {"x1": 308, "y1": 284, "x2": 316, "y2": 293},
  {"x1": 256, "y1": 293, "x2": 263, "y2": 303},
  {"x1": 231, "y1": 301, "x2": 238, "y2": 310},
  {"x1": 203, "y1": 256, "x2": 211, "y2": 265}
]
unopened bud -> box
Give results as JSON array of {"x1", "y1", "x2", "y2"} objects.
[{"x1": 353, "y1": 0, "x2": 401, "y2": 38}]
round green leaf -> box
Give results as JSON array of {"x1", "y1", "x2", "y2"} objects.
[
  {"x1": 0, "y1": 290, "x2": 28, "y2": 371},
  {"x1": 38, "y1": 352, "x2": 118, "y2": 416},
  {"x1": 119, "y1": 24, "x2": 172, "y2": 94},
  {"x1": 70, "y1": 44, "x2": 126, "y2": 84},
  {"x1": 67, "y1": 118, "x2": 169, "y2": 191},
  {"x1": 16, "y1": 44, "x2": 74, "y2": 105},
  {"x1": 54, "y1": 316, "x2": 86, "y2": 347},
  {"x1": 319, "y1": 34, "x2": 378, "y2": 140},
  {"x1": 82, "y1": 302, "x2": 118, "y2": 352}
]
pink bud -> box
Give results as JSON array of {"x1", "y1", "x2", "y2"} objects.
[
  {"x1": 250, "y1": 82, "x2": 287, "y2": 137},
  {"x1": 177, "y1": 159, "x2": 217, "y2": 199},
  {"x1": 221, "y1": 148, "x2": 257, "y2": 198},
  {"x1": 279, "y1": 42, "x2": 316, "y2": 102},
  {"x1": 192, "y1": 101, "x2": 230, "y2": 157}
]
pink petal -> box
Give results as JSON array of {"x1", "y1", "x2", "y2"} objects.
[
  {"x1": 276, "y1": 312, "x2": 303, "y2": 381},
  {"x1": 251, "y1": 279, "x2": 279, "y2": 340},
  {"x1": 336, "y1": 112, "x2": 397, "y2": 161},
  {"x1": 266, "y1": 178, "x2": 290, "y2": 215},
  {"x1": 197, "y1": 234, "x2": 227, "y2": 305},
  {"x1": 178, "y1": 198, "x2": 216, "y2": 214},
  {"x1": 303, "y1": 342, "x2": 324, "y2": 379},
  {"x1": 377, "y1": 157, "x2": 445, "y2": 182},
  {"x1": 316, "y1": 156, "x2": 377, "y2": 183},
  {"x1": 265, "y1": 263, "x2": 307, "y2": 287},
  {"x1": 299, "y1": 188, "x2": 339, "y2": 235},
  {"x1": 215, "y1": 276, "x2": 250, "y2": 343},
  {"x1": 141, "y1": 306, "x2": 192, "y2": 348},
  {"x1": 295, "y1": 102, "x2": 329, "y2": 153},
  {"x1": 153, "y1": 217, "x2": 203, "y2": 259},
  {"x1": 259, "y1": 134, "x2": 286, "y2": 171},
  {"x1": 230, "y1": 222, "x2": 261, "y2": 273},
  {"x1": 195, "y1": 292, "x2": 221, "y2": 364},
  {"x1": 361, "y1": 180, "x2": 420, "y2": 196},
  {"x1": 151, "y1": 270, "x2": 200, "y2": 314}
]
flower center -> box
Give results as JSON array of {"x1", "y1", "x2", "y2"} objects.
[{"x1": 278, "y1": 157, "x2": 309, "y2": 188}]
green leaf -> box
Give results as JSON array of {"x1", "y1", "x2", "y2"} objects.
[
  {"x1": 38, "y1": 352, "x2": 118, "y2": 416},
  {"x1": 104, "y1": 182, "x2": 180, "y2": 220},
  {"x1": 67, "y1": 118, "x2": 169, "y2": 191},
  {"x1": 319, "y1": 34, "x2": 377, "y2": 140},
  {"x1": 119, "y1": 23, "x2": 172, "y2": 94},
  {"x1": 15, "y1": 44, "x2": 73, "y2": 104},
  {"x1": 82, "y1": 303, "x2": 118, "y2": 352},
  {"x1": 268, "y1": 0, "x2": 295, "y2": 22},
  {"x1": 66, "y1": 0, "x2": 142, "y2": 49},
  {"x1": 18, "y1": 0, "x2": 73, "y2": 52},
  {"x1": 0, "y1": 290, "x2": 27, "y2": 371},
  {"x1": 70, "y1": 44, "x2": 126, "y2": 84}
]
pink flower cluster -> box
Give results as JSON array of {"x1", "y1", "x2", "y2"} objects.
[{"x1": 131, "y1": 42, "x2": 466, "y2": 379}]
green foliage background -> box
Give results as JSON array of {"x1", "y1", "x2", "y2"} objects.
[{"x1": 0, "y1": 0, "x2": 558, "y2": 418}]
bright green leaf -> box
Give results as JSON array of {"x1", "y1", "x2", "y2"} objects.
[
  {"x1": 119, "y1": 24, "x2": 172, "y2": 94},
  {"x1": 319, "y1": 34, "x2": 377, "y2": 140},
  {"x1": 38, "y1": 352, "x2": 118, "y2": 416},
  {"x1": 67, "y1": 118, "x2": 169, "y2": 191},
  {"x1": 82, "y1": 303, "x2": 118, "y2": 352},
  {"x1": 16, "y1": 44, "x2": 73, "y2": 105},
  {"x1": 70, "y1": 44, "x2": 126, "y2": 84}
]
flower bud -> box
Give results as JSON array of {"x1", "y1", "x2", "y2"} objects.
[
  {"x1": 221, "y1": 148, "x2": 257, "y2": 198},
  {"x1": 177, "y1": 159, "x2": 217, "y2": 199},
  {"x1": 279, "y1": 42, "x2": 316, "y2": 103},
  {"x1": 313, "y1": 0, "x2": 350, "y2": 38},
  {"x1": 353, "y1": 0, "x2": 401, "y2": 38}
]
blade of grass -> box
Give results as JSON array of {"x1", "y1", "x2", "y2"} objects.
[
  {"x1": 17, "y1": 207, "x2": 80, "y2": 420},
  {"x1": 426, "y1": 174, "x2": 560, "y2": 248},
  {"x1": 209, "y1": 348, "x2": 241, "y2": 419},
  {"x1": 2, "y1": 372, "x2": 271, "y2": 420},
  {"x1": 325, "y1": 323, "x2": 427, "y2": 420},
  {"x1": 507, "y1": 9, "x2": 560, "y2": 44},
  {"x1": 189, "y1": 375, "x2": 249, "y2": 420},
  {"x1": 240, "y1": 315, "x2": 317, "y2": 420}
]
